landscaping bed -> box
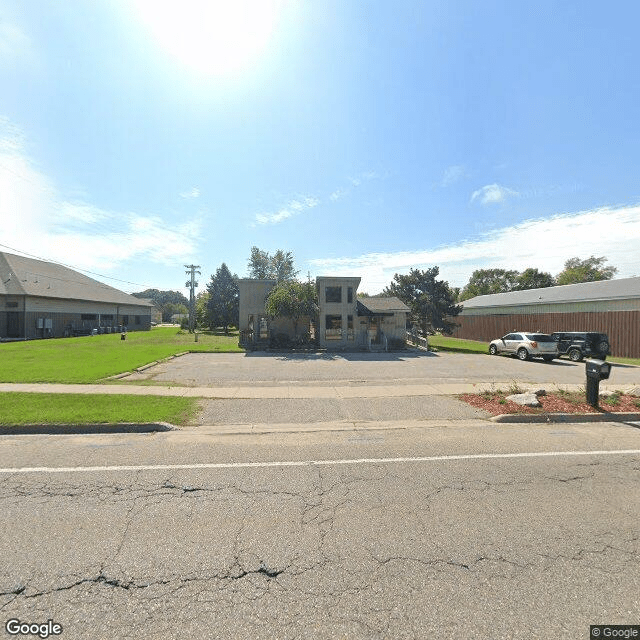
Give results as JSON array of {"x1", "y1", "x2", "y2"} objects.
[{"x1": 460, "y1": 388, "x2": 640, "y2": 417}]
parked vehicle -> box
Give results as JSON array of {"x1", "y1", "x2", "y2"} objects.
[
  {"x1": 550, "y1": 332, "x2": 610, "y2": 362},
  {"x1": 488, "y1": 332, "x2": 558, "y2": 361}
]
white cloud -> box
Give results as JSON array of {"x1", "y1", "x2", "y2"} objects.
[
  {"x1": 309, "y1": 206, "x2": 640, "y2": 293},
  {"x1": 253, "y1": 196, "x2": 319, "y2": 226},
  {"x1": 442, "y1": 164, "x2": 465, "y2": 187},
  {"x1": 0, "y1": 19, "x2": 31, "y2": 67},
  {"x1": 180, "y1": 187, "x2": 200, "y2": 199},
  {"x1": 0, "y1": 117, "x2": 201, "y2": 273},
  {"x1": 347, "y1": 170, "x2": 378, "y2": 188},
  {"x1": 329, "y1": 188, "x2": 348, "y2": 201},
  {"x1": 471, "y1": 183, "x2": 519, "y2": 205}
]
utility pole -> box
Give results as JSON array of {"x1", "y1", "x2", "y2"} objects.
[{"x1": 184, "y1": 264, "x2": 201, "y2": 333}]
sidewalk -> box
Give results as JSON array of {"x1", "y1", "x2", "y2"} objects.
[{"x1": 0, "y1": 381, "x2": 604, "y2": 398}]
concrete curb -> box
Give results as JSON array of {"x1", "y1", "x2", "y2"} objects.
[
  {"x1": 0, "y1": 422, "x2": 176, "y2": 435},
  {"x1": 490, "y1": 412, "x2": 640, "y2": 424}
]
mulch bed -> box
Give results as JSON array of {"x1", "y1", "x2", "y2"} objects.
[{"x1": 459, "y1": 390, "x2": 640, "y2": 417}]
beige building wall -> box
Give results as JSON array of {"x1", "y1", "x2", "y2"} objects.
[
  {"x1": 237, "y1": 279, "x2": 276, "y2": 335},
  {"x1": 316, "y1": 276, "x2": 361, "y2": 348}
]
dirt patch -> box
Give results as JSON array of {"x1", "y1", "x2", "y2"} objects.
[{"x1": 459, "y1": 390, "x2": 640, "y2": 417}]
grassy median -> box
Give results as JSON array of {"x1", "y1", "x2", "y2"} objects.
[
  {"x1": 0, "y1": 327, "x2": 243, "y2": 384},
  {"x1": 427, "y1": 335, "x2": 489, "y2": 354},
  {"x1": 0, "y1": 393, "x2": 199, "y2": 426}
]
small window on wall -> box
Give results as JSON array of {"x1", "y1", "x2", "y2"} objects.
[
  {"x1": 347, "y1": 315, "x2": 354, "y2": 340},
  {"x1": 325, "y1": 314, "x2": 342, "y2": 340},
  {"x1": 347, "y1": 287, "x2": 353, "y2": 303},
  {"x1": 325, "y1": 286, "x2": 342, "y2": 303},
  {"x1": 258, "y1": 315, "x2": 268, "y2": 339},
  {"x1": 135, "y1": 316, "x2": 141, "y2": 324},
  {"x1": 122, "y1": 315, "x2": 129, "y2": 325},
  {"x1": 6, "y1": 301, "x2": 18, "y2": 308},
  {"x1": 81, "y1": 314, "x2": 97, "y2": 321}
]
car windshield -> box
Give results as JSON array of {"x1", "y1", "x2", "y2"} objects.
[{"x1": 526, "y1": 334, "x2": 554, "y2": 341}]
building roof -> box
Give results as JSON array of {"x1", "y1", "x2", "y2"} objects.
[
  {"x1": 357, "y1": 296, "x2": 410, "y2": 315},
  {"x1": 0, "y1": 252, "x2": 153, "y2": 307},
  {"x1": 462, "y1": 276, "x2": 640, "y2": 309}
]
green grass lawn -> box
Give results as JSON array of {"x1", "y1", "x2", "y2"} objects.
[
  {"x1": 0, "y1": 393, "x2": 199, "y2": 426},
  {"x1": 427, "y1": 335, "x2": 489, "y2": 354},
  {"x1": 0, "y1": 327, "x2": 243, "y2": 383},
  {"x1": 607, "y1": 356, "x2": 640, "y2": 366}
]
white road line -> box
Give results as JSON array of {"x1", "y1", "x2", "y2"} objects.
[{"x1": 0, "y1": 449, "x2": 639, "y2": 474}]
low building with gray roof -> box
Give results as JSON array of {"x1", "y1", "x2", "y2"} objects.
[
  {"x1": 453, "y1": 276, "x2": 640, "y2": 357},
  {"x1": 0, "y1": 251, "x2": 153, "y2": 340}
]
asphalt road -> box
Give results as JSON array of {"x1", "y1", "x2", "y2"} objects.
[
  {"x1": 125, "y1": 350, "x2": 640, "y2": 388},
  {"x1": 1, "y1": 422, "x2": 639, "y2": 639}
]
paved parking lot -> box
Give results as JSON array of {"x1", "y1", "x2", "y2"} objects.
[{"x1": 127, "y1": 350, "x2": 640, "y2": 388}]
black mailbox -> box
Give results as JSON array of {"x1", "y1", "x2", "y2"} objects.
[
  {"x1": 586, "y1": 359, "x2": 611, "y2": 380},
  {"x1": 585, "y1": 358, "x2": 611, "y2": 407}
]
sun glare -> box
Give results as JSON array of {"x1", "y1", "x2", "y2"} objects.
[{"x1": 133, "y1": 0, "x2": 282, "y2": 76}]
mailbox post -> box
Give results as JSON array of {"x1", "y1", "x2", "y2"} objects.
[{"x1": 585, "y1": 359, "x2": 611, "y2": 408}]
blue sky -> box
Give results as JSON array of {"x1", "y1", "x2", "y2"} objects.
[{"x1": 1, "y1": 0, "x2": 639, "y2": 296}]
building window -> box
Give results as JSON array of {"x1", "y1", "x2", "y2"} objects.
[
  {"x1": 347, "y1": 315, "x2": 354, "y2": 340},
  {"x1": 81, "y1": 314, "x2": 97, "y2": 321},
  {"x1": 325, "y1": 286, "x2": 342, "y2": 303},
  {"x1": 135, "y1": 315, "x2": 141, "y2": 324},
  {"x1": 347, "y1": 287, "x2": 353, "y2": 303},
  {"x1": 122, "y1": 315, "x2": 129, "y2": 325},
  {"x1": 6, "y1": 301, "x2": 18, "y2": 308},
  {"x1": 325, "y1": 314, "x2": 342, "y2": 340}
]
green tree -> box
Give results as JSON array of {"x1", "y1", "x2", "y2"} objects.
[
  {"x1": 131, "y1": 289, "x2": 189, "y2": 322},
  {"x1": 206, "y1": 263, "x2": 239, "y2": 333},
  {"x1": 247, "y1": 246, "x2": 299, "y2": 282},
  {"x1": 459, "y1": 269, "x2": 520, "y2": 301},
  {"x1": 195, "y1": 290, "x2": 210, "y2": 328},
  {"x1": 555, "y1": 256, "x2": 618, "y2": 285},
  {"x1": 264, "y1": 280, "x2": 318, "y2": 337},
  {"x1": 164, "y1": 302, "x2": 189, "y2": 322},
  {"x1": 513, "y1": 268, "x2": 555, "y2": 291},
  {"x1": 383, "y1": 267, "x2": 462, "y2": 335}
]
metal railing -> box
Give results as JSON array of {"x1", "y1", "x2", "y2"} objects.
[{"x1": 406, "y1": 331, "x2": 428, "y2": 349}]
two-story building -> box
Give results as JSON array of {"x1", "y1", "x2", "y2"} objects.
[{"x1": 237, "y1": 275, "x2": 409, "y2": 350}]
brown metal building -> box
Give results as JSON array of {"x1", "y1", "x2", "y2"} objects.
[
  {"x1": 453, "y1": 277, "x2": 640, "y2": 358},
  {"x1": 0, "y1": 252, "x2": 153, "y2": 340}
]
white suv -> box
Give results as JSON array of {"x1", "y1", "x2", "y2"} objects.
[{"x1": 489, "y1": 332, "x2": 558, "y2": 361}]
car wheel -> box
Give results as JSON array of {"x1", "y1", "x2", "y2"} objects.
[
  {"x1": 542, "y1": 356, "x2": 554, "y2": 362},
  {"x1": 598, "y1": 340, "x2": 609, "y2": 353},
  {"x1": 517, "y1": 348, "x2": 529, "y2": 361},
  {"x1": 568, "y1": 348, "x2": 582, "y2": 362},
  {"x1": 489, "y1": 344, "x2": 498, "y2": 355}
]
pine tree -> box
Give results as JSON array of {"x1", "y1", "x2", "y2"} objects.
[{"x1": 206, "y1": 263, "x2": 239, "y2": 333}]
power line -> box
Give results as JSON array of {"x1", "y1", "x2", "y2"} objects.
[{"x1": 0, "y1": 242, "x2": 160, "y2": 290}]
